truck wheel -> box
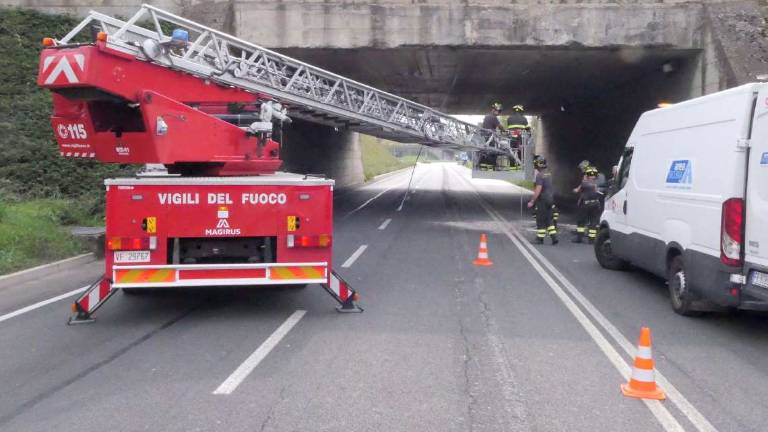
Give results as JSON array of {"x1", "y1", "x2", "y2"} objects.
[
  {"x1": 667, "y1": 256, "x2": 701, "y2": 316},
  {"x1": 594, "y1": 228, "x2": 628, "y2": 270}
]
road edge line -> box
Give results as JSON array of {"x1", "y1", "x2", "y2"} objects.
[
  {"x1": 452, "y1": 168, "x2": 686, "y2": 431},
  {"x1": 478, "y1": 198, "x2": 684, "y2": 432},
  {"x1": 507, "y1": 217, "x2": 717, "y2": 432},
  {"x1": 0, "y1": 285, "x2": 89, "y2": 324}
]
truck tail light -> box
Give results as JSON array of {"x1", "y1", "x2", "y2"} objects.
[
  {"x1": 287, "y1": 234, "x2": 331, "y2": 248},
  {"x1": 721, "y1": 198, "x2": 744, "y2": 266},
  {"x1": 107, "y1": 236, "x2": 157, "y2": 251}
]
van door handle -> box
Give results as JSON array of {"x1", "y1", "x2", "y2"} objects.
[{"x1": 623, "y1": 200, "x2": 627, "y2": 214}]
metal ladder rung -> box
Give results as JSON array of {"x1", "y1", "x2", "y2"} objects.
[{"x1": 59, "y1": 4, "x2": 515, "y2": 157}]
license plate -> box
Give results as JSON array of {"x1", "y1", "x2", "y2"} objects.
[
  {"x1": 113, "y1": 251, "x2": 150, "y2": 263},
  {"x1": 752, "y1": 271, "x2": 768, "y2": 289}
]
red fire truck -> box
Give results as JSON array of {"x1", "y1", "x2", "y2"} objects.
[{"x1": 37, "y1": 5, "x2": 509, "y2": 322}]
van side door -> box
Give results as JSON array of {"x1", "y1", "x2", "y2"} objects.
[
  {"x1": 745, "y1": 93, "x2": 768, "y2": 273},
  {"x1": 605, "y1": 147, "x2": 634, "y2": 257}
]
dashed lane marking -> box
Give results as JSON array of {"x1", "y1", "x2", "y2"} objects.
[
  {"x1": 342, "y1": 245, "x2": 368, "y2": 268},
  {"x1": 213, "y1": 310, "x2": 306, "y2": 395},
  {"x1": 378, "y1": 218, "x2": 392, "y2": 230}
]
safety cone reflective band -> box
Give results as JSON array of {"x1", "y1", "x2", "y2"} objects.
[
  {"x1": 621, "y1": 327, "x2": 666, "y2": 400},
  {"x1": 322, "y1": 270, "x2": 363, "y2": 313},
  {"x1": 473, "y1": 233, "x2": 493, "y2": 266}
]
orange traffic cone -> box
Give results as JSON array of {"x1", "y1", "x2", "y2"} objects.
[
  {"x1": 621, "y1": 327, "x2": 665, "y2": 400},
  {"x1": 473, "y1": 233, "x2": 493, "y2": 266}
]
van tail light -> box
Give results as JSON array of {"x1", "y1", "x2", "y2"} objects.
[
  {"x1": 286, "y1": 234, "x2": 332, "y2": 248},
  {"x1": 721, "y1": 198, "x2": 744, "y2": 266},
  {"x1": 107, "y1": 236, "x2": 157, "y2": 251}
]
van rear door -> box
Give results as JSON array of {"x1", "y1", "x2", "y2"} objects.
[{"x1": 745, "y1": 89, "x2": 768, "y2": 278}]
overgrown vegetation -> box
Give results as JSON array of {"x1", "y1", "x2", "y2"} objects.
[
  {"x1": 0, "y1": 200, "x2": 99, "y2": 274},
  {"x1": 0, "y1": 9, "x2": 137, "y2": 273},
  {"x1": 359, "y1": 135, "x2": 414, "y2": 180},
  {"x1": 0, "y1": 8, "x2": 135, "y2": 201}
]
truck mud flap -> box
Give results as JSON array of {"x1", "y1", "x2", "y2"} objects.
[
  {"x1": 323, "y1": 270, "x2": 363, "y2": 313},
  {"x1": 68, "y1": 275, "x2": 116, "y2": 324}
]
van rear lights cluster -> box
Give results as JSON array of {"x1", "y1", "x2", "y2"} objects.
[
  {"x1": 107, "y1": 236, "x2": 157, "y2": 251},
  {"x1": 720, "y1": 198, "x2": 744, "y2": 266},
  {"x1": 286, "y1": 234, "x2": 331, "y2": 248}
]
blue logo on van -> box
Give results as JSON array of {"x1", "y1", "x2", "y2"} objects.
[
  {"x1": 761, "y1": 152, "x2": 768, "y2": 166},
  {"x1": 666, "y1": 160, "x2": 693, "y2": 185}
]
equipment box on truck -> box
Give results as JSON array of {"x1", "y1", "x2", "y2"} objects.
[{"x1": 595, "y1": 83, "x2": 768, "y2": 315}]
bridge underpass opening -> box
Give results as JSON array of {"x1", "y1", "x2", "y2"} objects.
[{"x1": 278, "y1": 46, "x2": 701, "y2": 195}]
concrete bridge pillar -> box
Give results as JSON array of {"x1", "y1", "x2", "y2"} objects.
[{"x1": 280, "y1": 119, "x2": 364, "y2": 188}]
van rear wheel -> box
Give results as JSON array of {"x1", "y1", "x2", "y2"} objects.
[
  {"x1": 594, "y1": 228, "x2": 628, "y2": 270},
  {"x1": 667, "y1": 256, "x2": 701, "y2": 316}
]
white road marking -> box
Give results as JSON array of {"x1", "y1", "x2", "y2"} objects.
[
  {"x1": 378, "y1": 218, "x2": 392, "y2": 230},
  {"x1": 0, "y1": 286, "x2": 88, "y2": 324},
  {"x1": 342, "y1": 245, "x2": 368, "y2": 268},
  {"x1": 347, "y1": 187, "x2": 394, "y2": 216},
  {"x1": 478, "y1": 201, "x2": 685, "y2": 432},
  {"x1": 453, "y1": 169, "x2": 703, "y2": 432},
  {"x1": 396, "y1": 197, "x2": 406, "y2": 212},
  {"x1": 213, "y1": 310, "x2": 306, "y2": 395},
  {"x1": 510, "y1": 216, "x2": 717, "y2": 432},
  {"x1": 345, "y1": 178, "x2": 404, "y2": 218}
]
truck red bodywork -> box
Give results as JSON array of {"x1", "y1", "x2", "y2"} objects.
[
  {"x1": 105, "y1": 177, "x2": 334, "y2": 289},
  {"x1": 39, "y1": 43, "x2": 280, "y2": 174},
  {"x1": 36, "y1": 37, "x2": 357, "y2": 320}
]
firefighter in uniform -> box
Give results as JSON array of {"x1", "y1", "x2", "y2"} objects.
[
  {"x1": 528, "y1": 157, "x2": 558, "y2": 245},
  {"x1": 570, "y1": 159, "x2": 591, "y2": 235},
  {"x1": 572, "y1": 166, "x2": 602, "y2": 243},
  {"x1": 507, "y1": 105, "x2": 529, "y2": 164},
  {"x1": 532, "y1": 155, "x2": 559, "y2": 230}
]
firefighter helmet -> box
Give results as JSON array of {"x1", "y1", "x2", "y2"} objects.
[
  {"x1": 534, "y1": 157, "x2": 547, "y2": 169},
  {"x1": 585, "y1": 166, "x2": 599, "y2": 177},
  {"x1": 512, "y1": 105, "x2": 524, "y2": 113},
  {"x1": 491, "y1": 102, "x2": 503, "y2": 111}
]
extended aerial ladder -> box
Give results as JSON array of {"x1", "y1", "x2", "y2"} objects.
[
  {"x1": 38, "y1": 5, "x2": 515, "y2": 322},
  {"x1": 50, "y1": 4, "x2": 511, "y2": 156}
]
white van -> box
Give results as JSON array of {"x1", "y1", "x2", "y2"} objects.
[{"x1": 595, "y1": 83, "x2": 768, "y2": 315}]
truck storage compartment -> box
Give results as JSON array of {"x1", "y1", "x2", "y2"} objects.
[{"x1": 171, "y1": 237, "x2": 277, "y2": 264}]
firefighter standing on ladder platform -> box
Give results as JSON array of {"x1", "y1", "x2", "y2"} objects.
[{"x1": 528, "y1": 157, "x2": 558, "y2": 245}]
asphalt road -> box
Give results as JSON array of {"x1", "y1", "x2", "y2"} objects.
[{"x1": 2, "y1": 163, "x2": 768, "y2": 431}]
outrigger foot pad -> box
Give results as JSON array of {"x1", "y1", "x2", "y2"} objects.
[
  {"x1": 323, "y1": 270, "x2": 363, "y2": 313},
  {"x1": 67, "y1": 275, "x2": 114, "y2": 325}
]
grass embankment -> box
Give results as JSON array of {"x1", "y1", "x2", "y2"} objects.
[
  {"x1": 0, "y1": 9, "x2": 137, "y2": 274},
  {"x1": 0, "y1": 199, "x2": 101, "y2": 274},
  {"x1": 359, "y1": 135, "x2": 415, "y2": 180}
]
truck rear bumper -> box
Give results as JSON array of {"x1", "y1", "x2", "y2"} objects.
[{"x1": 111, "y1": 262, "x2": 328, "y2": 288}]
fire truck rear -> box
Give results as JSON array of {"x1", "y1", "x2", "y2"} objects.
[
  {"x1": 37, "y1": 24, "x2": 360, "y2": 323},
  {"x1": 106, "y1": 177, "x2": 333, "y2": 291}
]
